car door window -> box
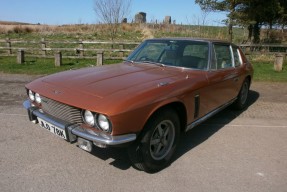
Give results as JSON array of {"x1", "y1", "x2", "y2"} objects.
[
  {"x1": 213, "y1": 44, "x2": 233, "y2": 70},
  {"x1": 180, "y1": 42, "x2": 209, "y2": 69}
]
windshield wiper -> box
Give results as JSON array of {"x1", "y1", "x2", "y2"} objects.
[
  {"x1": 125, "y1": 59, "x2": 134, "y2": 64},
  {"x1": 153, "y1": 62, "x2": 165, "y2": 67},
  {"x1": 139, "y1": 60, "x2": 166, "y2": 67}
]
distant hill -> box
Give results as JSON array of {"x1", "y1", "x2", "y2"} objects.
[{"x1": 0, "y1": 21, "x2": 33, "y2": 25}]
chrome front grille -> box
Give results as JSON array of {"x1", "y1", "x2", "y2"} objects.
[{"x1": 41, "y1": 96, "x2": 83, "y2": 124}]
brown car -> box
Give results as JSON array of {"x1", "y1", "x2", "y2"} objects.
[{"x1": 23, "y1": 38, "x2": 253, "y2": 173}]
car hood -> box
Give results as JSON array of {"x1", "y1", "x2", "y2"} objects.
[
  {"x1": 41, "y1": 63, "x2": 182, "y2": 98},
  {"x1": 26, "y1": 63, "x2": 189, "y2": 113}
]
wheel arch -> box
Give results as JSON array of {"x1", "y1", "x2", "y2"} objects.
[
  {"x1": 128, "y1": 101, "x2": 186, "y2": 172},
  {"x1": 145, "y1": 102, "x2": 187, "y2": 133}
]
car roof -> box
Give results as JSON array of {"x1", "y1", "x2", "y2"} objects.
[{"x1": 147, "y1": 37, "x2": 232, "y2": 44}]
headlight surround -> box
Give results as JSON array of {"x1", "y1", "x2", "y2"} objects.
[
  {"x1": 83, "y1": 110, "x2": 95, "y2": 127},
  {"x1": 96, "y1": 114, "x2": 111, "y2": 132},
  {"x1": 82, "y1": 110, "x2": 112, "y2": 133},
  {"x1": 28, "y1": 90, "x2": 35, "y2": 101},
  {"x1": 35, "y1": 93, "x2": 41, "y2": 104}
]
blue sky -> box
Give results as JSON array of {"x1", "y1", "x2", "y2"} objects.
[{"x1": 0, "y1": 0, "x2": 227, "y2": 25}]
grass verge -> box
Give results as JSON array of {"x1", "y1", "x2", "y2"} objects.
[
  {"x1": 252, "y1": 60, "x2": 287, "y2": 82},
  {"x1": 0, "y1": 56, "x2": 121, "y2": 75}
]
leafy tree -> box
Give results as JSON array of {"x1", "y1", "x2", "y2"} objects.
[
  {"x1": 195, "y1": 0, "x2": 244, "y2": 42},
  {"x1": 196, "y1": 0, "x2": 287, "y2": 43},
  {"x1": 236, "y1": 0, "x2": 284, "y2": 43},
  {"x1": 278, "y1": 0, "x2": 287, "y2": 29}
]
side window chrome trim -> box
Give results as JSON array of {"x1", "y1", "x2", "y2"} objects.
[{"x1": 231, "y1": 46, "x2": 243, "y2": 68}]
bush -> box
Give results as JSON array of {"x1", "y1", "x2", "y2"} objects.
[{"x1": 12, "y1": 26, "x2": 34, "y2": 33}]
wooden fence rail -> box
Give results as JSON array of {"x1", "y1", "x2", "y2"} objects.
[
  {"x1": 1, "y1": 38, "x2": 287, "y2": 66},
  {"x1": 240, "y1": 44, "x2": 287, "y2": 54},
  {"x1": 0, "y1": 38, "x2": 140, "y2": 66},
  {"x1": 2, "y1": 39, "x2": 287, "y2": 55}
]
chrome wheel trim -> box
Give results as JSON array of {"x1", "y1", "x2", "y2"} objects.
[{"x1": 149, "y1": 120, "x2": 175, "y2": 161}]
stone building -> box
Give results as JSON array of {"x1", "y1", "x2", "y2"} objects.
[
  {"x1": 164, "y1": 16, "x2": 171, "y2": 24},
  {"x1": 135, "y1": 12, "x2": 146, "y2": 23}
]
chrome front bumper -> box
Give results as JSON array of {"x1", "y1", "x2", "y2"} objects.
[{"x1": 23, "y1": 100, "x2": 136, "y2": 147}]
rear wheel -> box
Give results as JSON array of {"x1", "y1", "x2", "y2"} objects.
[
  {"x1": 128, "y1": 109, "x2": 180, "y2": 173},
  {"x1": 233, "y1": 79, "x2": 250, "y2": 110}
]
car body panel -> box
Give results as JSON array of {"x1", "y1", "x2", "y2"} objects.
[
  {"x1": 26, "y1": 64, "x2": 212, "y2": 135},
  {"x1": 24, "y1": 38, "x2": 253, "y2": 140}
]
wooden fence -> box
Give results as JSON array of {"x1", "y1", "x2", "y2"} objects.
[
  {"x1": 1, "y1": 38, "x2": 287, "y2": 66},
  {"x1": 240, "y1": 44, "x2": 287, "y2": 55},
  {"x1": 0, "y1": 38, "x2": 140, "y2": 66}
]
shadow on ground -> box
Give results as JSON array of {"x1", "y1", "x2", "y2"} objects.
[
  {"x1": 173, "y1": 90, "x2": 259, "y2": 162},
  {"x1": 88, "y1": 90, "x2": 260, "y2": 171}
]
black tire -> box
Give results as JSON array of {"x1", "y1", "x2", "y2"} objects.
[
  {"x1": 128, "y1": 108, "x2": 180, "y2": 173},
  {"x1": 233, "y1": 79, "x2": 250, "y2": 110}
]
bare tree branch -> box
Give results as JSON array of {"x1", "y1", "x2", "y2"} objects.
[{"x1": 94, "y1": 0, "x2": 131, "y2": 40}]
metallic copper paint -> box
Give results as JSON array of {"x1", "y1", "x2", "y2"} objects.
[{"x1": 25, "y1": 42, "x2": 253, "y2": 136}]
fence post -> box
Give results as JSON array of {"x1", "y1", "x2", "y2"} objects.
[
  {"x1": 119, "y1": 44, "x2": 124, "y2": 58},
  {"x1": 55, "y1": 51, "x2": 62, "y2": 67},
  {"x1": 246, "y1": 46, "x2": 251, "y2": 54},
  {"x1": 97, "y1": 51, "x2": 103, "y2": 66},
  {"x1": 79, "y1": 39, "x2": 84, "y2": 57},
  {"x1": 274, "y1": 53, "x2": 283, "y2": 72},
  {"x1": 17, "y1": 49, "x2": 25, "y2": 64},
  {"x1": 6, "y1": 38, "x2": 12, "y2": 54},
  {"x1": 41, "y1": 38, "x2": 46, "y2": 56}
]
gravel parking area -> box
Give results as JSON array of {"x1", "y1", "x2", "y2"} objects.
[{"x1": 0, "y1": 73, "x2": 286, "y2": 192}]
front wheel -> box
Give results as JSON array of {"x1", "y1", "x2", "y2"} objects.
[
  {"x1": 233, "y1": 79, "x2": 250, "y2": 110},
  {"x1": 128, "y1": 109, "x2": 180, "y2": 173}
]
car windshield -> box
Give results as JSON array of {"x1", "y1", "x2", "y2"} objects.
[{"x1": 127, "y1": 40, "x2": 209, "y2": 70}]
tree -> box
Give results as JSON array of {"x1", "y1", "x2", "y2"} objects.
[
  {"x1": 196, "y1": 0, "x2": 287, "y2": 43},
  {"x1": 93, "y1": 0, "x2": 131, "y2": 40},
  {"x1": 235, "y1": 0, "x2": 262, "y2": 43},
  {"x1": 278, "y1": 0, "x2": 287, "y2": 32},
  {"x1": 236, "y1": 0, "x2": 284, "y2": 43},
  {"x1": 195, "y1": 0, "x2": 244, "y2": 42}
]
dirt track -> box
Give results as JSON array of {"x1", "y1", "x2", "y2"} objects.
[{"x1": 0, "y1": 73, "x2": 287, "y2": 192}]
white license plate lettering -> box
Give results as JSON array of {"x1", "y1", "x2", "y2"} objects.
[{"x1": 38, "y1": 118, "x2": 67, "y2": 140}]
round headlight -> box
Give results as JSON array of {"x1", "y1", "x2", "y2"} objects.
[
  {"x1": 83, "y1": 110, "x2": 95, "y2": 126},
  {"x1": 35, "y1": 93, "x2": 41, "y2": 104},
  {"x1": 97, "y1": 114, "x2": 110, "y2": 132},
  {"x1": 28, "y1": 90, "x2": 35, "y2": 101}
]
